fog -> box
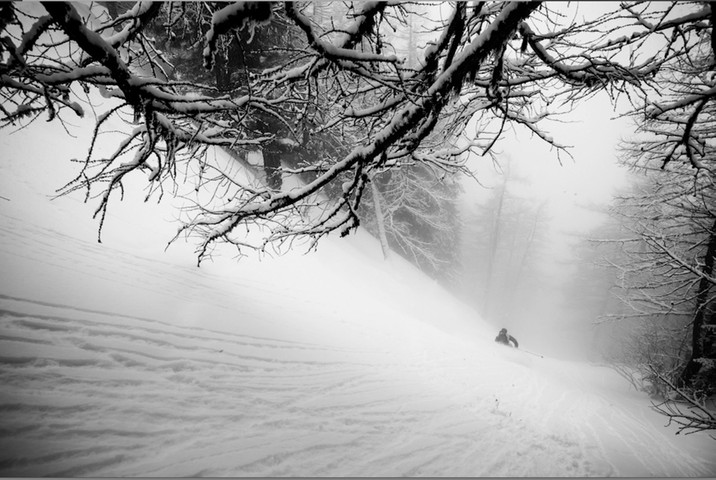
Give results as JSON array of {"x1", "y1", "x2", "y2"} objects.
[{"x1": 455, "y1": 90, "x2": 634, "y2": 362}]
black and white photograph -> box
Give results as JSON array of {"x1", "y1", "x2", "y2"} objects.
[{"x1": 1, "y1": 1, "x2": 715, "y2": 476}]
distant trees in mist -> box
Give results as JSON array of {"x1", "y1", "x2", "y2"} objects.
[{"x1": 458, "y1": 157, "x2": 551, "y2": 322}]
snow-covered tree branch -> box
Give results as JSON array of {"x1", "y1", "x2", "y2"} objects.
[{"x1": 0, "y1": 1, "x2": 712, "y2": 264}]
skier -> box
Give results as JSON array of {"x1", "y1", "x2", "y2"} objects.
[{"x1": 495, "y1": 328, "x2": 519, "y2": 348}]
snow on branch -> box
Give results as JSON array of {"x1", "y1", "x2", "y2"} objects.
[
  {"x1": 648, "y1": 365, "x2": 716, "y2": 436},
  {"x1": 181, "y1": 2, "x2": 543, "y2": 262},
  {"x1": 3, "y1": 1, "x2": 716, "y2": 264},
  {"x1": 100, "y1": 2, "x2": 162, "y2": 50},
  {"x1": 203, "y1": 2, "x2": 272, "y2": 70},
  {"x1": 41, "y1": 2, "x2": 142, "y2": 110},
  {"x1": 285, "y1": 2, "x2": 399, "y2": 65}
]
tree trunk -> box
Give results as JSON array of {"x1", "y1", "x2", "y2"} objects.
[
  {"x1": 505, "y1": 199, "x2": 546, "y2": 315},
  {"x1": 680, "y1": 217, "x2": 716, "y2": 390},
  {"x1": 407, "y1": 13, "x2": 416, "y2": 69},
  {"x1": 213, "y1": 50, "x2": 231, "y2": 91},
  {"x1": 370, "y1": 179, "x2": 390, "y2": 260},
  {"x1": 482, "y1": 167, "x2": 508, "y2": 318},
  {"x1": 262, "y1": 148, "x2": 283, "y2": 191}
]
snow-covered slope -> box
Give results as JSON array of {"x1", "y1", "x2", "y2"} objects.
[{"x1": 1, "y1": 99, "x2": 715, "y2": 476}]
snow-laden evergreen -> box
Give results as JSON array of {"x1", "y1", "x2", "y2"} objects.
[{"x1": 0, "y1": 98, "x2": 714, "y2": 476}]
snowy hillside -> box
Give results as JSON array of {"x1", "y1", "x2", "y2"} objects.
[{"x1": 1, "y1": 99, "x2": 715, "y2": 476}]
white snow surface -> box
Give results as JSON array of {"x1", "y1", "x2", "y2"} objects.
[{"x1": 1, "y1": 96, "x2": 715, "y2": 477}]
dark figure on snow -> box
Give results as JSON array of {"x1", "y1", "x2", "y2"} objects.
[{"x1": 495, "y1": 328, "x2": 518, "y2": 348}]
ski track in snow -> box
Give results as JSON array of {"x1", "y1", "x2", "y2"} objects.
[
  {"x1": 0, "y1": 296, "x2": 400, "y2": 476},
  {"x1": 0, "y1": 296, "x2": 516, "y2": 476},
  {"x1": 1, "y1": 270, "x2": 713, "y2": 478},
  {"x1": 0, "y1": 294, "x2": 602, "y2": 477}
]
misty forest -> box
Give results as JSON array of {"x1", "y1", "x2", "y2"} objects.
[{"x1": 1, "y1": 1, "x2": 716, "y2": 476}]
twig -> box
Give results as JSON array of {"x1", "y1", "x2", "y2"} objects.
[{"x1": 647, "y1": 364, "x2": 716, "y2": 436}]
